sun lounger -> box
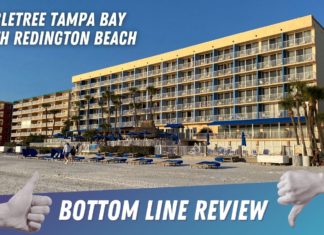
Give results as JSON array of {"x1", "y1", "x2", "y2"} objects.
[
  {"x1": 215, "y1": 157, "x2": 224, "y2": 162},
  {"x1": 71, "y1": 156, "x2": 86, "y2": 162},
  {"x1": 192, "y1": 161, "x2": 221, "y2": 169},
  {"x1": 106, "y1": 157, "x2": 128, "y2": 164},
  {"x1": 157, "y1": 160, "x2": 183, "y2": 167},
  {"x1": 128, "y1": 157, "x2": 154, "y2": 165},
  {"x1": 89, "y1": 156, "x2": 105, "y2": 162},
  {"x1": 22, "y1": 149, "x2": 38, "y2": 158}
]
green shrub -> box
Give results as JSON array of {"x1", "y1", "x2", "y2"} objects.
[{"x1": 99, "y1": 145, "x2": 154, "y2": 155}]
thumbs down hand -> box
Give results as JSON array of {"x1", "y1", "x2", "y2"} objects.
[
  {"x1": 0, "y1": 172, "x2": 52, "y2": 232},
  {"x1": 277, "y1": 170, "x2": 324, "y2": 227}
]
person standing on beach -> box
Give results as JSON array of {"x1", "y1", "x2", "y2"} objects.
[
  {"x1": 63, "y1": 142, "x2": 71, "y2": 164},
  {"x1": 70, "y1": 146, "x2": 76, "y2": 161}
]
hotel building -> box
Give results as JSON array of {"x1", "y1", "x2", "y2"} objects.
[
  {"x1": 0, "y1": 101, "x2": 13, "y2": 145},
  {"x1": 71, "y1": 15, "x2": 323, "y2": 153},
  {"x1": 11, "y1": 90, "x2": 71, "y2": 142}
]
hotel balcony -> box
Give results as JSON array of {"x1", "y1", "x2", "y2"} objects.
[
  {"x1": 261, "y1": 41, "x2": 283, "y2": 53},
  {"x1": 216, "y1": 83, "x2": 233, "y2": 91},
  {"x1": 258, "y1": 92, "x2": 286, "y2": 102},
  {"x1": 194, "y1": 100, "x2": 213, "y2": 108},
  {"x1": 177, "y1": 103, "x2": 194, "y2": 110},
  {"x1": 235, "y1": 112, "x2": 258, "y2": 120},
  {"x1": 195, "y1": 57, "x2": 213, "y2": 66},
  {"x1": 214, "y1": 53, "x2": 233, "y2": 62},
  {"x1": 196, "y1": 86, "x2": 213, "y2": 94},
  {"x1": 162, "y1": 92, "x2": 176, "y2": 99},
  {"x1": 196, "y1": 72, "x2": 212, "y2": 80},
  {"x1": 283, "y1": 53, "x2": 314, "y2": 65},
  {"x1": 215, "y1": 98, "x2": 234, "y2": 106},
  {"x1": 258, "y1": 75, "x2": 283, "y2": 85},
  {"x1": 236, "y1": 79, "x2": 258, "y2": 88},
  {"x1": 235, "y1": 63, "x2": 257, "y2": 73},
  {"x1": 161, "y1": 106, "x2": 176, "y2": 112},
  {"x1": 162, "y1": 79, "x2": 176, "y2": 86},
  {"x1": 162, "y1": 66, "x2": 177, "y2": 74},
  {"x1": 148, "y1": 69, "x2": 161, "y2": 76},
  {"x1": 284, "y1": 72, "x2": 316, "y2": 82},
  {"x1": 178, "y1": 62, "x2": 193, "y2": 70},
  {"x1": 195, "y1": 115, "x2": 213, "y2": 122},
  {"x1": 214, "y1": 68, "x2": 233, "y2": 77},
  {"x1": 258, "y1": 59, "x2": 282, "y2": 69},
  {"x1": 235, "y1": 47, "x2": 259, "y2": 58},
  {"x1": 135, "y1": 72, "x2": 147, "y2": 79},
  {"x1": 236, "y1": 96, "x2": 257, "y2": 104},
  {"x1": 178, "y1": 75, "x2": 194, "y2": 83},
  {"x1": 178, "y1": 89, "x2": 195, "y2": 96},
  {"x1": 283, "y1": 35, "x2": 314, "y2": 48}
]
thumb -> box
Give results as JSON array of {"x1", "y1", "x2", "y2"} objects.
[
  {"x1": 288, "y1": 204, "x2": 306, "y2": 227},
  {"x1": 21, "y1": 172, "x2": 39, "y2": 195}
]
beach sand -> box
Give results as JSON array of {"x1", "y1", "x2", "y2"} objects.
[{"x1": 0, "y1": 154, "x2": 322, "y2": 194}]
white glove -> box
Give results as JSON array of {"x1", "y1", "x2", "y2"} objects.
[
  {"x1": 277, "y1": 170, "x2": 324, "y2": 227},
  {"x1": 0, "y1": 172, "x2": 52, "y2": 232}
]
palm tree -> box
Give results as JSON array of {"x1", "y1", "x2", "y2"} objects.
[
  {"x1": 73, "y1": 101, "x2": 83, "y2": 135},
  {"x1": 305, "y1": 86, "x2": 324, "y2": 152},
  {"x1": 71, "y1": 115, "x2": 81, "y2": 136},
  {"x1": 129, "y1": 87, "x2": 139, "y2": 127},
  {"x1": 280, "y1": 95, "x2": 299, "y2": 144},
  {"x1": 112, "y1": 94, "x2": 122, "y2": 137},
  {"x1": 290, "y1": 82, "x2": 308, "y2": 156},
  {"x1": 84, "y1": 95, "x2": 93, "y2": 131},
  {"x1": 98, "y1": 97, "x2": 104, "y2": 128},
  {"x1": 102, "y1": 90, "x2": 114, "y2": 134},
  {"x1": 147, "y1": 86, "x2": 157, "y2": 122},
  {"x1": 41, "y1": 103, "x2": 51, "y2": 138},
  {"x1": 49, "y1": 109, "x2": 60, "y2": 137}
]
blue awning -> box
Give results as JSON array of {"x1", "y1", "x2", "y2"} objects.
[
  {"x1": 165, "y1": 123, "x2": 184, "y2": 128},
  {"x1": 208, "y1": 117, "x2": 306, "y2": 126}
]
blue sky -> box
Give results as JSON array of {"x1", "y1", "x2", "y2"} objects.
[{"x1": 0, "y1": 0, "x2": 323, "y2": 101}]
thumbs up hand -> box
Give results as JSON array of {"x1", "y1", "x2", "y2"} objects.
[
  {"x1": 0, "y1": 172, "x2": 52, "y2": 232},
  {"x1": 277, "y1": 170, "x2": 324, "y2": 227}
]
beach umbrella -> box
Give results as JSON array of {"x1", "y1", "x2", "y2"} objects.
[{"x1": 241, "y1": 132, "x2": 246, "y2": 146}]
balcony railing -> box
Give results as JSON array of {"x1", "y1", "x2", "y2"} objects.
[
  {"x1": 258, "y1": 59, "x2": 282, "y2": 69},
  {"x1": 283, "y1": 36, "x2": 314, "y2": 48},
  {"x1": 283, "y1": 53, "x2": 314, "y2": 65},
  {"x1": 258, "y1": 75, "x2": 283, "y2": 85},
  {"x1": 235, "y1": 47, "x2": 259, "y2": 58},
  {"x1": 235, "y1": 79, "x2": 258, "y2": 88},
  {"x1": 258, "y1": 92, "x2": 286, "y2": 102},
  {"x1": 236, "y1": 96, "x2": 257, "y2": 103},
  {"x1": 214, "y1": 68, "x2": 233, "y2": 77},
  {"x1": 194, "y1": 101, "x2": 213, "y2": 108},
  {"x1": 214, "y1": 53, "x2": 233, "y2": 62},
  {"x1": 235, "y1": 63, "x2": 257, "y2": 73},
  {"x1": 178, "y1": 75, "x2": 194, "y2": 83},
  {"x1": 195, "y1": 72, "x2": 212, "y2": 80},
  {"x1": 195, "y1": 57, "x2": 213, "y2": 66},
  {"x1": 196, "y1": 86, "x2": 213, "y2": 94},
  {"x1": 178, "y1": 62, "x2": 193, "y2": 70},
  {"x1": 284, "y1": 72, "x2": 316, "y2": 82},
  {"x1": 261, "y1": 41, "x2": 283, "y2": 52},
  {"x1": 216, "y1": 83, "x2": 233, "y2": 91},
  {"x1": 178, "y1": 89, "x2": 194, "y2": 96},
  {"x1": 215, "y1": 98, "x2": 234, "y2": 106}
]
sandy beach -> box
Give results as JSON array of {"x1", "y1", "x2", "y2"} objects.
[{"x1": 0, "y1": 153, "x2": 323, "y2": 195}]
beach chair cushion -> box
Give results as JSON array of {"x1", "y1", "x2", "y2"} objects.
[
  {"x1": 197, "y1": 161, "x2": 221, "y2": 167},
  {"x1": 215, "y1": 157, "x2": 224, "y2": 162}
]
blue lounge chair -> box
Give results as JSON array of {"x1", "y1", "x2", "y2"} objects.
[
  {"x1": 158, "y1": 159, "x2": 183, "y2": 166},
  {"x1": 90, "y1": 155, "x2": 105, "y2": 162},
  {"x1": 193, "y1": 161, "x2": 221, "y2": 169},
  {"x1": 128, "y1": 157, "x2": 153, "y2": 165},
  {"x1": 22, "y1": 149, "x2": 38, "y2": 158},
  {"x1": 215, "y1": 157, "x2": 224, "y2": 162}
]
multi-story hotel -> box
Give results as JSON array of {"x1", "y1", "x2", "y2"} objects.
[
  {"x1": 0, "y1": 101, "x2": 13, "y2": 145},
  {"x1": 11, "y1": 90, "x2": 71, "y2": 142},
  {"x1": 69, "y1": 15, "x2": 323, "y2": 153}
]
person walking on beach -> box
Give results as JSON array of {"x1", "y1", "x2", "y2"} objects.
[
  {"x1": 70, "y1": 146, "x2": 76, "y2": 161},
  {"x1": 63, "y1": 142, "x2": 71, "y2": 164}
]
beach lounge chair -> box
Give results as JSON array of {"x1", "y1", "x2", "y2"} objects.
[
  {"x1": 192, "y1": 161, "x2": 221, "y2": 169},
  {"x1": 157, "y1": 159, "x2": 183, "y2": 167},
  {"x1": 128, "y1": 157, "x2": 154, "y2": 165},
  {"x1": 215, "y1": 157, "x2": 224, "y2": 162},
  {"x1": 106, "y1": 157, "x2": 128, "y2": 164},
  {"x1": 71, "y1": 156, "x2": 86, "y2": 162},
  {"x1": 22, "y1": 148, "x2": 38, "y2": 158},
  {"x1": 89, "y1": 155, "x2": 105, "y2": 162}
]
